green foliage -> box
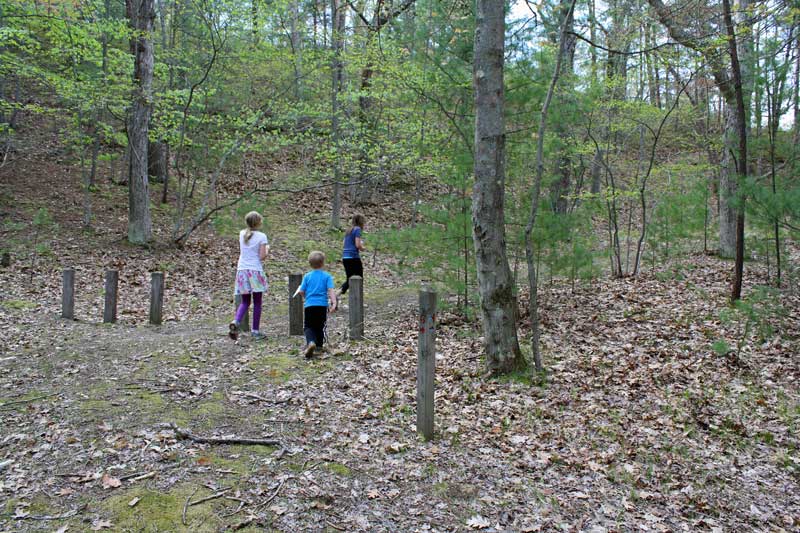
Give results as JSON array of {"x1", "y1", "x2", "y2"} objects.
[
  {"x1": 375, "y1": 171, "x2": 475, "y2": 307},
  {"x1": 716, "y1": 286, "x2": 786, "y2": 359}
]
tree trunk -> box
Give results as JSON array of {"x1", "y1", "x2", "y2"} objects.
[
  {"x1": 719, "y1": 104, "x2": 738, "y2": 258},
  {"x1": 722, "y1": 0, "x2": 747, "y2": 301},
  {"x1": 290, "y1": 0, "x2": 303, "y2": 99},
  {"x1": 330, "y1": 0, "x2": 345, "y2": 229},
  {"x1": 126, "y1": 0, "x2": 155, "y2": 245},
  {"x1": 148, "y1": 140, "x2": 168, "y2": 182},
  {"x1": 473, "y1": 0, "x2": 524, "y2": 375}
]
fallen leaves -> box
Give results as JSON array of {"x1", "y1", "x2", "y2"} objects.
[{"x1": 100, "y1": 473, "x2": 121, "y2": 489}]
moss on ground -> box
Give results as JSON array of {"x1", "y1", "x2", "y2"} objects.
[
  {"x1": 101, "y1": 485, "x2": 257, "y2": 532},
  {"x1": 1, "y1": 299, "x2": 37, "y2": 311}
]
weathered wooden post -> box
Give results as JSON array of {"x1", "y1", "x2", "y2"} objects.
[
  {"x1": 1, "y1": 252, "x2": 10, "y2": 267},
  {"x1": 348, "y1": 276, "x2": 364, "y2": 340},
  {"x1": 289, "y1": 273, "x2": 303, "y2": 336},
  {"x1": 234, "y1": 294, "x2": 250, "y2": 333},
  {"x1": 103, "y1": 270, "x2": 118, "y2": 323},
  {"x1": 61, "y1": 268, "x2": 75, "y2": 319},
  {"x1": 149, "y1": 272, "x2": 164, "y2": 325},
  {"x1": 417, "y1": 288, "x2": 436, "y2": 440}
]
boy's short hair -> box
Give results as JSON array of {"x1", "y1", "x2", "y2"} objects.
[{"x1": 308, "y1": 251, "x2": 325, "y2": 268}]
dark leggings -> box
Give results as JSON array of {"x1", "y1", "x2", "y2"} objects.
[
  {"x1": 304, "y1": 306, "x2": 327, "y2": 347},
  {"x1": 340, "y1": 258, "x2": 363, "y2": 294},
  {"x1": 235, "y1": 292, "x2": 262, "y2": 331}
]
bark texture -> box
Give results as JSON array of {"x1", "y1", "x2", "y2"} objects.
[
  {"x1": 126, "y1": 0, "x2": 155, "y2": 244},
  {"x1": 472, "y1": 0, "x2": 524, "y2": 374}
]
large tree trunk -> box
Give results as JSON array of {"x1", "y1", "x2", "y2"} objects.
[
  {"x1": 126, "y1": 0, "x2": 155, "y2": 244},
  {"x1": 550, "y1": 2, "x2": 576, "y2": 214},
  {"x1": 473, "y1": 0, "x2": 524, "y2": 375},
  {"x1": 723, "y1": 0, "x2": 747, "y2": 301}
]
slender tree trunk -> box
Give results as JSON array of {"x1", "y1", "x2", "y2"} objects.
[
  {"x1": 525, "y1": 0, "x2": 577, "y2": 373},
  {"x1": 473, "y1": 0, "x2": 524, "y2": 374},
  {"x1": 290, "y1": 0, "x2": 303, "y2": 99},
  {"x1": 330, "y1": 0, "x2": 344, "y2": 229}
]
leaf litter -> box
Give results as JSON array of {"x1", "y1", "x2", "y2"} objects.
[{"x1": 1, "y1": 134, "x2": 799, "y2": 531}]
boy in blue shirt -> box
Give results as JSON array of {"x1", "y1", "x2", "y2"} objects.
[{"x1": 295, "y1": 251, "x2": 337, "y2": 357}]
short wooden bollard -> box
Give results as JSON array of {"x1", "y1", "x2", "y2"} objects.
[
  {"x1": 1, "y1": 252, "x2": 10, "y2": 267},
  {"x1": 61, "y1": 268, "x2": 75, "y2": 319},
  {"x1": 234, "y1": 294, "x2": 250, "y2": 332},
  {"x1": 417, "y1": 289, "x2": 436, "y2": 440},
  {"x1": 103, "y1": 270, "x2": 118, "y2": 323},
  {"x1": 288, "y1": 273, "x2": 303, "y2": 336},
  {"x1": 348, "y1": 276, "x2": 364, "y2": 340},
  {"x1": 149, "y1": 272, "x2": 164, "y2": 325}
]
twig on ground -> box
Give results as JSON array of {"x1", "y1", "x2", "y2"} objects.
[
  {"x1": 258, "y1": 478, "x2": 290, "y2": 509},
  {"x1": 325, "y1": 520, "x2": 346, "y2": 531},
  {"x1": 240, "y1": 392, "x2": 290, "y2": 404},
  {"x1": 166, "y1": 423, "x2": 280, "y2": 446},
  {"x1": 189, "y1": 488, "x2": 231, "y2": 507},
  {"x1": 182, "y1": 487, "x2": 199, "y2": 526},
  {"x1": 221, "y1": 497, "x2": 247, "y2": 517},
  {"x1": 127, "y1": 471, "x2": 156, "y2": 482},
  {"x1": 14, "y1": 509, "x2": 80, "y2": 521},
  {"x1": 0, "y1": 393, "x2": 59, "y2": 409}
]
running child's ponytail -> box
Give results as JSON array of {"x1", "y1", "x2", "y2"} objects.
[{"x1": 244, "y1": 211, "x2": 263, "y2": 244}]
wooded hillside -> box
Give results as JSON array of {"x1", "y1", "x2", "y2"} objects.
[{"x1": 1, "y1": 0, "x2": 799, "y2": 530}]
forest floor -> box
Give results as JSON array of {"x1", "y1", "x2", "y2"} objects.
[{"x1": 1, "y1": 121, "x2": 800, "y2": 532}]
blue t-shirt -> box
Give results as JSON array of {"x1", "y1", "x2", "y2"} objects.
[
  {"x1": 300, "y1": 269, "x2": 334, "y2": 308},
  {"x1": 343, "y1": 227, "x2": 362, "y2": 259}
]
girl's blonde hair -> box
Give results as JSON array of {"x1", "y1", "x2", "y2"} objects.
[{"x1": 243, "y1": 211, "x2": 263, "y2": 244}]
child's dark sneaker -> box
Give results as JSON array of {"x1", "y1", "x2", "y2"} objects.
[
  {"x1": 228, "y1": 321, "x2": 239, "y2": 341},
  {"x1": 304, "y1": 342, "x2": 316, "y2": 358},
  {"x1": 251, "y1": 331, "x2": 266, "y2": 341}
]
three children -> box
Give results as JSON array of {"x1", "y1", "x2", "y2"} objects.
[{"x1": 230, "y1": 211, "x2": 357, "y2": 357}]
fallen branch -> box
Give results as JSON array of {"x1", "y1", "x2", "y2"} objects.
[
  {"x1": 257, "y1": 478, "x2": 290, "y2": 510},
  {"x1": 14, "y1": 509, "x2": 79, "y2": 521},
  {"x1": 127, "y1": 471, "x2": 156, "y2": 482},
  {"x1": 189, "y1": 488, "x2": 231, "y2": 507},
  {"x1": 167, "y1": 423, "x2": 280, "y2": 446},
  {"x1": 182, "y1": 487, "x2": 199, "y2": 526},
  {"x1": 0, "y1": 393, "x2": 59, "y2": 409}
]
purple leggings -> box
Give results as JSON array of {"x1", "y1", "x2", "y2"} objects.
[{"x1": 235, "y1": 292, "x2": 262, "y2": 331}]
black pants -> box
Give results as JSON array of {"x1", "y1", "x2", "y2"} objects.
[
  {"x1": 340, "y1": 258, "x2": 363, "y2": 294},
  {"x1": 304, "y1": 306, "x2": 327, "y2": 347}
]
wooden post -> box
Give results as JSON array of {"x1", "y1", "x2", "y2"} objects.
[
  {"x1": 149, "y1": 272, "x2": 164, "y2": 325},
  {"x1": 348, "y1": 275, "x2": 363, "y2": 340},
  {"x1": 417, "y1": 288, "x2": 436, "y2": 440},
  {"x1": 103, "y1": 270, "x2": 118, "y2": 323},
  {"x1": 1, "y1": 252, "x2": 10, "y2": 267},
  {"x1": 234, "y1": 294, "x2": 250, "y2": 332},
  {"x1": 289, "y1": 273, "x2": 303, "y2": 336},
  {"x1": 61, "y1": 268, "x2": 75, "y2": 319}
]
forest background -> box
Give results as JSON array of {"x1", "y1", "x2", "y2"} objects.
[{"x1": 1, "y1": 0, "x2": 800, "y2": 530}]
